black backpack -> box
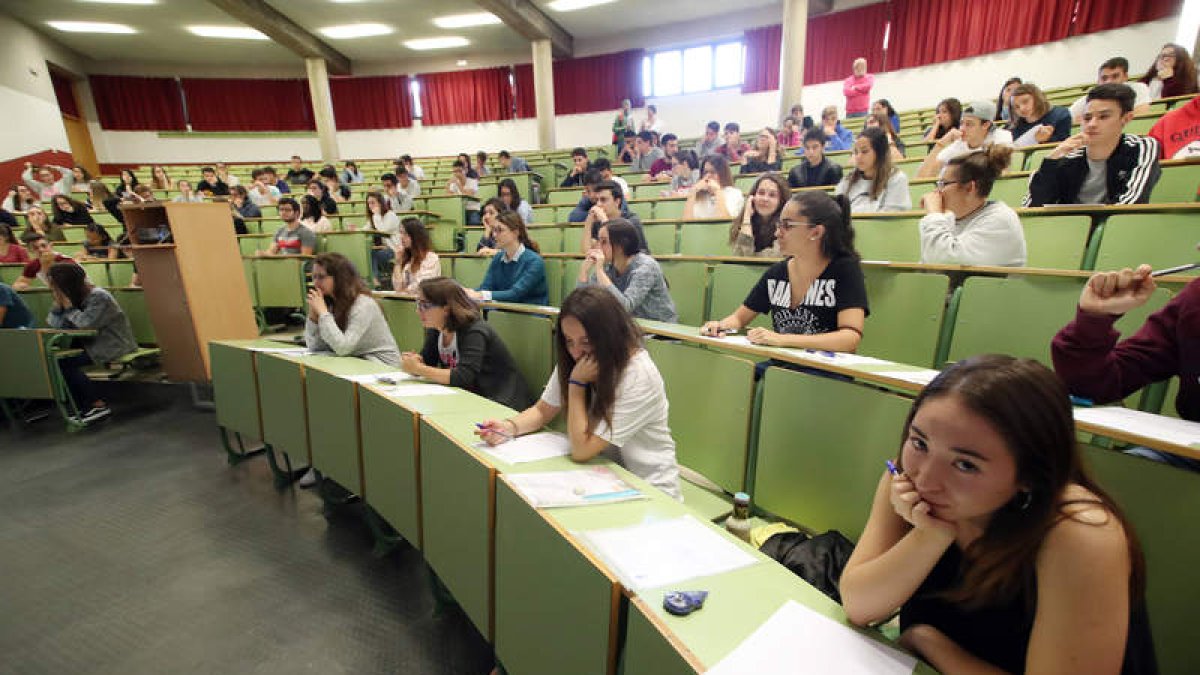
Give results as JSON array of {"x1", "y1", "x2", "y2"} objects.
[{"x1": 759, "y1": 530, "x2": 855, "y2": 604}]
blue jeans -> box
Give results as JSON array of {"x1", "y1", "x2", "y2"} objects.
[
  {"x1": 371, "y1": 248, "x2": 394, "y2": 284},
  {"x1": 845, "y1": 111, "x2": 868, "y2": 118},
  {"x1": 58, "y1": 353, "x2": 97, "y2": 410}
]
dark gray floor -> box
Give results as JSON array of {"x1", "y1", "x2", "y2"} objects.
[{"x1": 0, "y1": 384, "x2": 494, "y2": 675}]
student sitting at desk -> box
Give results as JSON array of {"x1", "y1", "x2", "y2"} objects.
[
  {"x1": 466, "y1": 211, "x2": 548, "y2": 306},
  {"x1": 13, "y1": 233, "x2": 76, "y2": 290},
  {"x1": 0, "y1": 280, "x2": 34, "y2": 328},
  {"x1": 0, "y1": 223, "x2": 30, "y2": 263},
  {"x1": 400, "y1": 277, "x2": 533, "y2": 410},
  {"x1": 918, "y1": 145, "x2": 1026, "y2": 267},
  {"x1": 391, "y1": 218, "x2": 441, "y2": 294},
  {"x1": 1052, "y1": 263, "x2": 1200, "y2": 471},
  {"x1": 77, "y1": 223, "x2": 126, "y2": 261},
  {"x1": 21, "y1": 205, "x2": 65, "y2": 243},
  {"x1": 701, "y1": 192, "x2": 868, "y2": 353},
  {"x1": 46, "y1": 262, "x2": 137, "y2": 424},
  {"x1": 477, "y1": 287, "x2": 682, "y2": 500},
  {"x1": 259, "y1": 198, "x2": 315, "y2": 256},
  {"x1": 730, "y1": 173, "x2": 790, "y2": 257},
  {"x1": 576, "y1": 218, "x2": 677, "y2": 323},
  {"x1": 840, "y1": 355, "x2": 1156, "y2": 675},
  {"x1": 304, "y1": 252, "x2": 401, "y2": 367}
]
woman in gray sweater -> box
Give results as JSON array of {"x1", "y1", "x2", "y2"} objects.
[
  {"x1": 304, "y1": 252, "x2": 401, "y2": 366},
  {"x1": 835, "y1": 126, "x2": 912, "y2": 213},
  {"x1": 46, "y1": 262, "x2": 137, "y2": 424},
  {"x1": 576, "y1": 218, "x2": 677, "y2": 323}
]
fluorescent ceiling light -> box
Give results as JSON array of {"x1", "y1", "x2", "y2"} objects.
[
  {"x1": 433, "y1": 13, "x2": 501, "y2": 29},
  {"x1": 548, "y1": 0, "x2": 618, "y2": 11},
  {"x1": 404, "y1": 37, "x2": 470, "y2": 50},
  {"x1": 47, "y1": 21, "x2": 136, "y2": 34},
  {"x1": 80, "y1": 0, "x2": 157, "y2": 4},
  {"x1": 187, "y1": 26, "x2": 269, "y2": 40},
  {"x1": 456, "y1": 59, "x2": 469, "y2": 66},
  {"x1": 319, "y1": 23, "x2": 393, "y2": 39}
]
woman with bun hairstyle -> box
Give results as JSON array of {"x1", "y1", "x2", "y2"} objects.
[{"x1": 918, "y1": 144, "x2": 1026, "y2": 267}]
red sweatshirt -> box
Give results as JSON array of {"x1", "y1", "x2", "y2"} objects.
[
  {"x1": 1147, "y1": 96, "x2": 1200, "y2": 160},
  {"x1": 1051, "y1": 278, "x2": 1200, "y2": 420}
]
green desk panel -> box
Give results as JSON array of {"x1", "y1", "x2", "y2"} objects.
[
  {"x1": 304, "y1": 356, "x2": 392, "y2": 495},
  {"x1": 208, "y1": 340, "x2": 275, "y2": 439},
  {"x1": 253, "y1": 257, "x2": 307, "y2": 308},
  {"x1": 377, "y1": 296, "x2": 426, "y2": 352},
  {"x1": 256, "y1": 353, "x2": 310, "y2": 465},
  {"x1": 359, "y1": 387, "x2": 422, "y2": 546},
  {"x1": 320, "y1": 231, "x2": 374, "y2": 284},
  {"x1": 494, "y1": 477, "x2": 618, "y2": 675},
  {"x1": 0, "y1": 330, "x2": 54, "y2": 399}
]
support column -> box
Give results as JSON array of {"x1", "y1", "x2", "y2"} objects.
[
  {"x1": 305, "y1": 57, "x2": 340, "y2": 163},
  {"x1": 532, "y1": 39, "x2": 557, "y2": 151},
  {"x1": 778, "y1": 0, "x2": 809, "y2": 124}
]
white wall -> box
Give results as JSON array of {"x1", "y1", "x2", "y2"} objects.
[
  {"x1": 0, "y1": 13, "x2": 85, "y2": 160},
  {"x1": 80, "y1": 17, "x2": 1179, "y2": 166}
]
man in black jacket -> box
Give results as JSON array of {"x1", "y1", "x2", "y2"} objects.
[
  {"x1": 1024, "y1": 83, "x2": 1160, "y2": 207},
  {"x1": 788, "y1": 129, "x2": 844, "y2": 189}
]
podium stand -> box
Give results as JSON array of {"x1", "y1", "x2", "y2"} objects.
[{"x1": 124, "y1": 201, "x2": 258, "y2": 382}]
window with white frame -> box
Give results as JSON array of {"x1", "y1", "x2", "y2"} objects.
[{"x1": 642, "y1": 40, "x2": 744, "y2": 98}]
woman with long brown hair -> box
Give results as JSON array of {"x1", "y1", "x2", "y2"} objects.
[
  {"x1": 1140, "y1": 43, "x2": 1199, "y2": 100},
  {"x1": 467, "y1": 210, "x2": 547, "y2": 305},
  {"x1": 304, "y1": 252, "x2": 400, "y2": 366},
  {"x1": 50, "y1": 195, "x2": 95, "y2": 226},
  {"x1": 399, "y1": 276, "x2": 532, "y2": 409},
  {"x1": 836, "y1": 127, "x2": 911, "y2": 212},
  {"x1": 21, "y1": 205, "x2": 65, "y2": 243},
  {"x1": 841, "y1": 355, "x2": 1155, "y2": 674},
  {"x1": 730, "y1": 173, "x2": 790, "y2": 257},
  {"x1": 0, "y1": 222, "x2": 30, "y2": 263},
  {"x1": 476, "y1": 286, "x2": 681, "y2": 499},
  {"x1": 391, "y1": 217, "x2": 440, "y2": 294}
]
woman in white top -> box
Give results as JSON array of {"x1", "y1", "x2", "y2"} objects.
[
  {"x1": 366, "y1": 191, "x2": 401, "y2": 287},
  {"x1": 919, "y1": 145, "x2": 1025, "y2": 267},
  {"x1": 836, "y1": 127, "x2": 912, "y2": 213},
  {"x1": 215, "y1": 162, "x2": 239, "y2": 187},
  {"x1": 300, "y1": 194, "x2": 333, "y2": 233},
  {"x1": 477, "y1": 286, "x2": 682, "y2": 500},
  {"x1": 391, "y1": 217, "x2": 441, "y2": 294},
  {"x1": 683, "y1": 154, "x2": 745, "y2": 220},
  {"x1": 497, "y1": 178, "x2": 534, "y2": 225},
  {"x1": 172, "y1": 180, "x2": 204, "y2": 203}
]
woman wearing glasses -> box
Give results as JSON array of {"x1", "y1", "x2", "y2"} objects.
[
  {"x1": 304, "y1": 252, "x2": 401, "y2": 366},
  {"x1": 918, "y1": 145, "x2": 1026, "y2": 267},
  {"x1": 701, "y1": 192, "x2": 868, "y2": 354},
  {"x1": 400, "y1": 277, "x2": 532, "y2": 410}
]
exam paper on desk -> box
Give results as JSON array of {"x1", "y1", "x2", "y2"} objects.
[
  {"x1": 506, "y1": 466, "x2": 644, "y2": 507},
  {"x1": 477, "y1": 431, "x2": 572, "y2": 464},
  {"x1": 706, "y1": 599, "x2": 916, "y2": 675},
  {"x1": 344, "y1": 371, "x2": 415, "y2": 384},
  {"x1": 581, "y1": 515, "x2": 757, "y2": 590},
  {"x1": 1073, "y1": 406, "x2": 1200, "y2": 448},
  {"x1": 245, "y1": 346, "x2": 311, "y2": 354},
  {"x1": 379, "y1": 383, "x2": 460, "y2": 397}
]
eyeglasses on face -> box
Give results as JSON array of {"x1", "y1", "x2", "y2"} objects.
[
  {"x1": 416, "y1": 300, "x2": 441, "y2": 312},
  {"x1": 935, "y1": 179, "x2": 960, "y2": 190},
  {"x1": 776, "y1": 217, "x2": 810, "y2": 230}
]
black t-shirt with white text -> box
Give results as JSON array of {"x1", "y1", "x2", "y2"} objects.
[{"x1": 743, "y1": 255, "x2": 869, "y2": 335}]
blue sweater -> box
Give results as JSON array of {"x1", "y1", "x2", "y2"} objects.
[
  {"x1": 479, "y1": 247, "x2": 549, "y2": 305},
  {"x1": 825, "y1": 123, "x2": 854, "y2": 152}
]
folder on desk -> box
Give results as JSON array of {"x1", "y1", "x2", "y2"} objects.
[{"x1": 507, "y1": 466, "x2": 644, "y2": 508}]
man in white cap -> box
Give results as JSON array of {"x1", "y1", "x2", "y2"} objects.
[{"x1": 917, "y1": 100, "x2": 1014, "y2": 178}]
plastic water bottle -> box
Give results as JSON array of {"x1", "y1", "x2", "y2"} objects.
[{"x1": 725, "y1": 492, "x2": 752, "y2": 543}]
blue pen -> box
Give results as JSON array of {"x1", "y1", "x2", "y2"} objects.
[
  {"x1": 886, "y1": 459, "x2": 901, "y2": 476},
  {"x1": 805, "y1": 349, "x2": 837, "y2": 358},
  {"x1": 475, "y1": 422, "x2": 512, "y2": 439},
  {"x1": 1069, "y1": 395, "x2": 1093, "y2": 407}
]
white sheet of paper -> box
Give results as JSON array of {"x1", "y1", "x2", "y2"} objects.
[
  {"x1": 478, "y1": 431, "x2": 572, "y2": 464},
  {"x1": 380, "y1": 383, "x2": 459, "y2": 397},
  {"x1": 708, "y1": 335, "x2": 756, "y2": 347},
  {"x1": 786, "y1": 350, "x2": 891, "y2": 366},
  {"x1": 706, "y1": 600, "x2": 917, "y2": 675},
  {"x1": 871, "y1": 369, "x2": 941, "y2": 386},
  {"x1": 247, "y1": 346, "x2": 310, "y2": 354},
  {"x1": 581, "y1": 515, "x2": 757, "y2": 590},
  {"x1": 506, "y1": 466, "x2": 645, "y2": 507},
  {"x1": 1073, "y1": 406, "x2": 1200, "y2": 448},
  {"x1": 344, "y1": 371, "x2": 415, "y2": 385}
]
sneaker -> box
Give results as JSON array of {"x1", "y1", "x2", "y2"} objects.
[
  {"x1": 72, "y1": 406, "x2": 112, "y2": 425},
  {"x1": 298, "y1": 468, "x2": 320, "y2": 488}
]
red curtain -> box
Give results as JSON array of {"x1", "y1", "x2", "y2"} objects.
[
  {"x1": 513, "y1": 64, "x2": 537, "y2": 119},
  {"x1": 51, "y1": 71, "x2": 80, "y2": 118},
  {"x1": 182, "y1": 78, "x2": 314, "y2": 131},
  {"x1": 805, "y1": 3, "x2": 890, "y2": 84},
  {"x1": 553, "y1": 49, "x2": 644, "y2": 115},
  {"x1": 889, "y1": 0, "x2": 1075, "y2": 70},
  {"x1": 330, "y1": 76, "x2": 412, "y2": 130},
  {"x1": 743, "y1": 25, "x2": 783, "y2": 93},
  {"x1": 1071, "y1": 0, "x2": 1180, "y2": 35},
  {"x1": 418, "y1": 67, "x2": 513, "y2": 126},
  {"x1": 88, "y1": 75, "x2": 186, "y2": 131}
]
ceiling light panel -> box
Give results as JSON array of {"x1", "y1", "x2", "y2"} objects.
[
  {"x1": 80, "y1": 0, "x2": 157, "y2": 5},
  {"x1": 47, "y1": 21, "x2": 137, "y2": 34},
  {"x1": 404, "y1": 37, "x2": 470, "y2": 50},
  {"x1": 547, "y1": 0, "x2": 618, "y2": 11},
  {"x1": 187, "y1": 26, "x2": 270, "y2": 40},
  {"x1": 319, "y1": 23, "x2": 394, "y2": 39},
  {"x1": 432, "y1": 13, "x2": 502, "y2": 29}
]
